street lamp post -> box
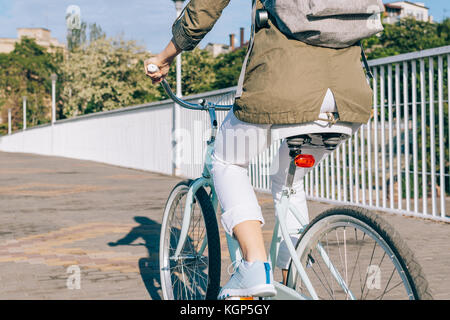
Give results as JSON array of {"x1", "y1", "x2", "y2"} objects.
[
  {"x1": 173, "y1": 0, "x2": 183, "y2": 98},
  {"x1": 172, "y1": 0, "x2": 184, "y2": 176},
  {"x1": 51, "y1": 73, "x2": 58, "y2": 125},
  {"x1": 22, "y1": 96, "x2": 27, "y2": 131}
]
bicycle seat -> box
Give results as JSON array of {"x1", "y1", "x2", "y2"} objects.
[
  {"x1": 270, "y1": 117, "x2": 360, "y2": 144},
  {"x1": 286, "y1": 132, "x2": 350, "y2": 151}
]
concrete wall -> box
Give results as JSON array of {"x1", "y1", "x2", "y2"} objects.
[{"x1": 0, "y1": 102, "x2": 174, "y2": 176}]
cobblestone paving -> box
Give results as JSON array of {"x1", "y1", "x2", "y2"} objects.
[{"x1": 0, "y1": 151, "x2": 448, "y2": 299}]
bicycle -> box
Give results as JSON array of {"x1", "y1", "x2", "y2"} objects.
[{"x1": 149, "y1": 64, "x2": 433, "y2": 300}]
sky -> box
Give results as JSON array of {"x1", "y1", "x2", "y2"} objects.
[
  {"x1": 0, "y1": 0, "x2": 448, "y2": 54},
  {"x1": 0, "y1": 0, "x2": 252, "y2": 53}
]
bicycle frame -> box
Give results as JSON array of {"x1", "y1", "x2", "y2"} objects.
[
  {"x1": 170, "y1": 109, "x2": 355, "y2": 300},
  {"x1": 157, "y1": 77, "x2": 355, "y2": 300}
]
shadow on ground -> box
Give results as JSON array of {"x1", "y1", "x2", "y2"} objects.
[
  {"x1": 108, "y1": 215, "x2": 211, "y2": 300},
  {"x1": 108, "y1": 216, "x2": 163, "y2": 300}
]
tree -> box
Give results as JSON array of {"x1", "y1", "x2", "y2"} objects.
[
  {"x1": 89, "y1": 23, "x2": 105, "y2": 43},
  {"x1": 67, "y1": 21, "x2": 87, "y2": 52},
  {"x1": 212, "y1": 47, "x2": 246, "y2": 90},
  {"x1": 363, "y1": 18, "x2": 449, "y2": 60},
  {"x1": 0, "y1": 38, "x2": 63, "y2": 135},
  {"x1": 67, "y1": 21, "x2": 106, "y2": 52},
  {"x1": 158, "y1": 47, "x2": 247, "y2": 97},
  {"x1": 160, "y1": 48, "x2": 217, "y2": 98},
  {"x1": 437, "y1": 18, "x2": 450, "y2": 43},
  {"x1": 60, "y1": 36, "x2": 161, "y2": 117}
]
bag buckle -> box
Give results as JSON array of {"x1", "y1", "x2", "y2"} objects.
[{"x1": 317, "y1": 112, "x2": 339, "y2": 125}]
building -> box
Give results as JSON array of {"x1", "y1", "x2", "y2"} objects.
[
  {"x1": 383, "y1": 1, "x2": 433, "y2": 24},
  {"x1": 231, "y1": 27, "x2": 249, "y2": 51},
  {"x1": 0, "y1": 28, "x2": 66, "y2": 54},
  {"x1": 204, "y1": 43, "x2": 231, "y2": 57},
  {"x1": 204, "y1": 27, "x2": 249, "y2": 57}
]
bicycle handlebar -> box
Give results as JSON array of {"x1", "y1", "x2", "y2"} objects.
[{"x1": 147, "y1": 64, "x2": 233, "y2": 111}]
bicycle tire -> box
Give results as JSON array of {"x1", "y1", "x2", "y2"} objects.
[
  {"x1": 286, "y1": 205, "x2": 433, "y2": 300},
  {"x1": 159, "y1": 179, "x2": 221, "y2": 300}
]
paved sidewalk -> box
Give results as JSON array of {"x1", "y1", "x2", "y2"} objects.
[{"x1": 0, "y1": 151, "x2": 448, "y2": 299}]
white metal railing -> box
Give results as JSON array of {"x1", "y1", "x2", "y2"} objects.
[
  {"x1": 1, "y1": 46, "x2": 449, "y2": 222},
  {"x1": 208, "y1": 47, "x2": 450, "y2": 222},
  {"x1": 0, "y1": 100, "x2": 175, "y2": 175},
  {"x1": 301, "y1": 46, "x2": 450, "y2": 222}
]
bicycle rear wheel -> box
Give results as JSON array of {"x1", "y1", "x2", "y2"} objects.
[
  {"x1": 286, "y1": 206, "x2": 432, "y2": 300},
  {"x1": 159, "y1": 180, "x2": 221, "y2": 300}
]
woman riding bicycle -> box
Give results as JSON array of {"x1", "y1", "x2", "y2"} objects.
[{"x1": 145, "y1": 0, "x2": 373, "y2": 300}]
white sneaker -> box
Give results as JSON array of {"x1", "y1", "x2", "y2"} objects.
[{"x1": 218, "y1": 260, "x2": 276, "y2": 300}]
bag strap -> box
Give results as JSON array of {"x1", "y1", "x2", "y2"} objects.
[
  {"x1": 235, "y1": 0, "x2": 257, "y2": 99},
  {"x1": 358, "y1": 40, "x2": 373, "y2": 80}
]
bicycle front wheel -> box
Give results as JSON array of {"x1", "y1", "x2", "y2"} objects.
[
  {"x1": 159, "y1": 180, "x2": 221, "y2": 300},
  {"x1": 286, "y1": 206, "x2": 432, "y2": 300}
]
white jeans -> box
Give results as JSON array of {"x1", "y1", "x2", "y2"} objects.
[{"x1": 210, "y1": 89, "x2": 361, "y2": 268}]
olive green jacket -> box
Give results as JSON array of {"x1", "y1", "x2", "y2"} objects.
[{"x1": 172, "y1": 0, "x2": 373, "y2": 125}]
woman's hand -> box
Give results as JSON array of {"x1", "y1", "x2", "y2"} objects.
[
  {"x1": 144, "y1": 38, "x2": 182, "y2": 85},
  {"x1": 144, "y1": 55, "x2": 172, "y2": 84}
]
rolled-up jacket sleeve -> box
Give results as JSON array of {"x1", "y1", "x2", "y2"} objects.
[{"x1": 172, "y1": 0, "x2": 231, "y2": 51}]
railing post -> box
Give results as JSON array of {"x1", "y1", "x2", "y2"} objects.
[
  {"x1": 51, "y1": 74, "x2": 57, "y2": 125},
  {"x1": 22, "y1": 96, "x2": 27, "y2": 131},
  {"x1": 8, "y1": 108, "x2": 11, "y2": 135}
]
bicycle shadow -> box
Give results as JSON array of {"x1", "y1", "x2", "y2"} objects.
[
  {"x1": 108, "y1": 216, "x2": 163, "y2": 300},
  {"x1": 108, "y1": 216, "x2": 209, "y2": 300}
]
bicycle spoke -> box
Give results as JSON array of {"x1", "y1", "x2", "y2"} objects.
[
  {"x1": 307, "y1": 246, "x2": 339, "y2": 299},
  {"x1": 376, "y1": 280, "x2": 405, "y2": 300},
  {"x1": 325, "y1": 232, "x2": 335, "y2": 298},
  {"x1": 291, "y1": 213, "x2": 420, "y2": 300},
  {"x1": 181, "y1": 264, "x2": 201, "y2": 299},
  {"x1": 160, "y1": 183, "x2": 220, "y2": 300},
  {"x1": 343, "y1": 227, "x2": 349, "y2": 300},
  {"x1": 348, "y1": 229, "x2": 365, "y2": 291},
  {"x1": 307, "y1": 254, "x2": 336, "y2": 299},
  {"x1": 360, "y1": 240, "x2": 377, "y2": 299},
  {"x1": 373, "y1": 266, "x2": 397, "y2": 300}
]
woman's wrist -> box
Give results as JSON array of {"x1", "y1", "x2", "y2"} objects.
[{"x1": 157, "y1": 38, "x2": 182, "y2": 65}]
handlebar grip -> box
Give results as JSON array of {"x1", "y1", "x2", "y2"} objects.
[{"x1": 147, "y1": 64, "x2": 159, "y2": 73}]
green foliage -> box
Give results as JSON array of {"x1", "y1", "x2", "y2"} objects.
[
  {"x1": 67, "y1": 21, "x2": 106, "y2": 52},
  {"x1": 89, "y1": 23, "x2": 105, "y2": 43},
  {"x1": 162, "y1": 48, "x2": 216, "y2": 97},
  {"x1": 61, "y1": 37, "x2": 162, "y2": 117},
  {"x1": 159, "y1": 47, "x2": 246, "y2": 97},
  {"x1": 0, "y1": 38, "x2": 63, "y2": 135},
  {"x1": 363, "y1": 18, "x2": 450, "y2": 60},
  {"x1": 3, "y1": 17, "x2": 450, "y2": 138},
  {"x1": 67, "y1": 21, "x2": 87, "y2": 52},
  {"x1": 63, "y1": 22, "x2": 161, "y2": 117},
  {"x1": 212, "y1": 47, "x2": 246, "y2": 90}
]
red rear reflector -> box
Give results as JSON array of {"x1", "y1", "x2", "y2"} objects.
[{"x1": 294, "y1": 154, "x2": 315, "y2": 168}]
